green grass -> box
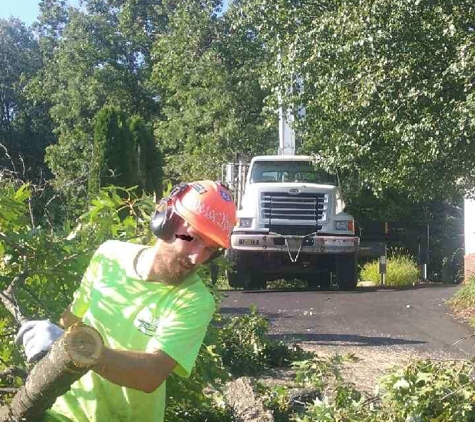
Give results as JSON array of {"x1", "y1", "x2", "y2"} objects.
[
  {"x1": 360, "y1": 252, "x2": 419, "y2": 287},
  {"x1": 267, "y1": 278, "x2": 306, "y2": 290},
  {"x1": 447, "y1": 276, "x2": 475, "y2": 310}
]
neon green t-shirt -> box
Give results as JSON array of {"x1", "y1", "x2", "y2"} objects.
[{"x1": 42, "y1": 240, "x2": 215, "y2": 422}]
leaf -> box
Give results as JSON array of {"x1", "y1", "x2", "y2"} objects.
[
  {"x1": 394, "y1": 378, "x2": 411, "y2": 391},
  {"x1": 13, "y1": 184, "x2": 30, "y2": 202},
  {"x1": 415, "y1": 372, "x2": 433, "y2": 385}
]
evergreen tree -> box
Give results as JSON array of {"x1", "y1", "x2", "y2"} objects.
[
  {"x1": 129, "y1": 115, "x2": 163, "y2": 197},
  {"x1": 88, "y1": 107, "x2": 138, "y2": 196}
]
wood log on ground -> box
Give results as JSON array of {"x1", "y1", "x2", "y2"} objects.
[
  {"x1": 0, "y1": 323, "x2": 103, "y2": 422},
  {"x1": 224, "y1": 377, "x2": 274, "y2": 422}
]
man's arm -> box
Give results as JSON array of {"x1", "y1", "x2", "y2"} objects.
[
  {"x1": 93, "y1": 348, "x2": 177, "y2": 393},
  {"x1": 59, "y1": 306, "x2": 176, "y2": 393}
]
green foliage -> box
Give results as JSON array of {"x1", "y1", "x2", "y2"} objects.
[
  {"x1": 448, "y1": 276, "x2": 475, "y2": 311},
  {"x1": 167, "y1": 305, "x2": 312, "y2": 420},
  {"x1": 33, "y1": 1, "x2": 168, "y2": 209},
  {"x1": 267, "y1": 278, "x2": 307, "y2": 290},
  {"x1": 166, "y1": 331, "x2": 234, "y2": 422},
  {"x1": 89, "y1": 108, "x2": 163, "y2": 199},
  {"x1": 129, "y1": 115, "x2": 163, "y2": 197},
  {"x1": 241, "y1": 0, "x2": 475, "y2": 200},
  {"x1": 217, "y1": 305, "x2": 271, "y2": 376},
  {"x1": 347, "y1": 193, "x2": 464, "y2": 283},
  {"x1": 0, "y1": 18, "x2": 54, "y2": 181},
  {"x1": 292, "y1": 393, "x2": 368, "y2": 422},
  {"x1": 89, "y1": 107, "x2": 139, "y2": 196},
  {"x1": 0, "y1": 176, "x2": 153, "y2": 377},
  {"x1": 217, "y1": 306, "x2": 313, "y2": 376},
  {"x1": 360, "y1": 250, "x2": 420, "y2": 287},
  {"x1": 292, "y1": 354, "x2": 359, "y2": 389},
  {"x1": 33, "y1": 0, "x2": 277, "y2": 209},
  {"x1": 257, "y1": 384, "x2": 291, "y2": 422},
  {"x1": 286, "y1": 357, "x2": 475, "y2": 422},
  {"x1": 378, "y1": 360, "x2": 475, "y2": 421},
  {"x1": 152, "y1": 1, "x2": 276, "y2": 182}
]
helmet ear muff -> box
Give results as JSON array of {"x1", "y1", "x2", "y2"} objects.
[{"x1": 150, "y1": 183, "x2": 189, "y2": 240}]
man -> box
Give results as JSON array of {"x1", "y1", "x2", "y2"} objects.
[{"x1": 16, "y1": 180, "x2": 237, "y2": 422}]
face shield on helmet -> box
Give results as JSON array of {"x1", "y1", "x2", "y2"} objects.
[{"x1": 172, "y1": 181, "x2": 237, "y2": 249}]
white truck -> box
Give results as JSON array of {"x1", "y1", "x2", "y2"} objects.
[{"x1": 224, "y1": 155, "x2": 359, "y2": 290}]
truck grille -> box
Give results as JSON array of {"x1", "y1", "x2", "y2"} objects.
[{"x1": 261, "y1": 192, "x2": 327, "y2": 233}]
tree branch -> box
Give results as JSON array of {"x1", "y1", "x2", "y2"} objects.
[
  {"x1": 0, "y1": 324, "x2": 103, "y2": 422},
  {"x1": 0, "y1": 274, "x2": 29, "y2": 327},
  {"x1": 0, "y1": 367, "x2": 27, "y2": 382}
]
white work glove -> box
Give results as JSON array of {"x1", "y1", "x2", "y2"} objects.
[{"x1": 15, "y1": 320, "x2": 64, "y2": 363}]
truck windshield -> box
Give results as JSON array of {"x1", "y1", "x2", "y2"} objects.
[{"x1": 250, "y1": 161, "x2": 337, "y2": 184}]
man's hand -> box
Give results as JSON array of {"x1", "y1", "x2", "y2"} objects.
[{"x1": 15, "y1": 320, "x2": 64, "y2": 362}]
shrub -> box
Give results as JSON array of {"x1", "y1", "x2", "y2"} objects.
[
  {"x1": 378, "y1": 360, "x2": 475, "y2": 421},
  {"x1": 216, "y1": 306, "x2": 313, "y2": 376},
  {"x1": 291, "y1": 358, "x2": 475, "y2": 422},
  {"x1": 360, "y1": 251, "x2": 419, "y2": 287}
]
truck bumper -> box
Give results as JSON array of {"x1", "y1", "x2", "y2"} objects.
[{"x1": 231, "y1": 233, "x2": 359, "y2": 254}]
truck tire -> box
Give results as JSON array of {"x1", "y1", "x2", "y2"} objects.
[
  {"x1": 336, "y1": 254, "x2": 358, "y2": 291},
  {"x1": 226, "y1": 249, "x2": 252, "y2": 289}
]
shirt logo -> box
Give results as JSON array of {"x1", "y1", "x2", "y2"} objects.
[{"x1": 136, "y1": 316, "x2": 159, "y2": 337}]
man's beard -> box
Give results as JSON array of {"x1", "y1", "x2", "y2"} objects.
[{"x1": 149, "y1": 246, "x2": 196, "y2": 285}]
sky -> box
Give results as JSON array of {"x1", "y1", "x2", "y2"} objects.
[
  {"x1": 0, "y1": 0, "x2": 229, "y2": 26},
  {"x1": 0, "y1": 0, "x2": 80, "y2": 26}
]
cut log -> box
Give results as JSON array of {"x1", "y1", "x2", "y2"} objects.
[
  {"x1": 224, "y1": 377, "x2": 274, "y2": 422},
  {"x1": 0, "y1": 323, "x2": 103, "y2": 422}
]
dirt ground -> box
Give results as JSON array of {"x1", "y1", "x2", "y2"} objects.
[
  {"x1": 451, "y1": 305, "x2": 475, "y2": 326},
  {"x1": 259, "y1": 344, "x2": 462, "y2": 396}
]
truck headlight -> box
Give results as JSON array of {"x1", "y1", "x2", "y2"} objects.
[
  {"x1": 238, "y1": 218, "x2": 253, "y2": 228},
  {"x1": 335, "y1": 220, "x2": 351, "y2": 231}
]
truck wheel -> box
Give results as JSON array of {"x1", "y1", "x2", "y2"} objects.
[
  {"x1": 336, "y1": 254, "x2": 358, "y2": 291},
  {"x1": 226, "y1": 249, "x2": 251, "y2": 289}
]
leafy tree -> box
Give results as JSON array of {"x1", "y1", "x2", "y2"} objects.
[
  {"x1": 152, "y1": 1, "x2": 277, "y2": 182},
  {"x1": 0, "y1": 18, "x2": 54, "y2": 180},
  {"x1": 240, "y1": 0, "x2": 475, "y2": 200},
  {"x1": 34, "y1": 0, "x2": 70, "y2": 56},
  {"x1": 30, "y1": 0, "x2": 173, "y2": 211}
]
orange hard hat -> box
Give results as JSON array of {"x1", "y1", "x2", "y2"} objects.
[{"x1": 173, "y1": 181, "x2": 237, "y2": 249}]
